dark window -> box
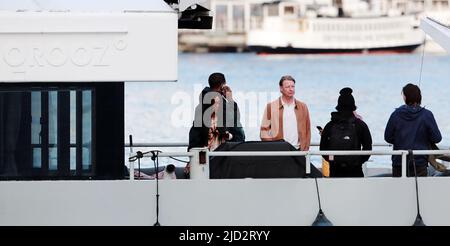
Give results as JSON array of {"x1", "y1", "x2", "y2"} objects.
[
  {"x1": 0, "y1": 82, "x2": 124, "y2": 180},
  {"x1": 284, "y1": 6, "x2": 295, "y2": 16},
  {"x1": 215, "y1": 5, "x2": 228, "y2": 31},
  {"x1": 267, "y1": 5, "x2": 279, "y2": 17},
  {"x1": 250, "y1": 4, "x2": 263, "y2": 29}
]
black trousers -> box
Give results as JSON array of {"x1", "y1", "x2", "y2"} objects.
[
  {"x1": 329, "y1": 163, "x2": 363, "y2": 178},
  {"x1": 392, "y1": 165, "x2": 428, "y2": 177}
]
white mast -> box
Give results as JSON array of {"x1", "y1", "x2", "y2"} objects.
[{"x1": 421, "y1": 17, "x2": 450, "y2": 53}]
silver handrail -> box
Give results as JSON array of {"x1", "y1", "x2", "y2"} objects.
[
  {"x1": 128, "y1": 149, "x2": 450, "y2": 180},
  {"x1": 126, "y1": 142, "x2": 188, "y2": 147},
  {"x1": 124, "y1": 142, "x2": 393, "y2": 148}
]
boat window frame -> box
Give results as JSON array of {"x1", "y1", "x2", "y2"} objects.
[{"x1": 0, "y1": 83, "x2": 96, "y2": 180}]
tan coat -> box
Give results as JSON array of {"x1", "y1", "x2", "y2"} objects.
[{"x1": 260, "y1": 97, "x2": 311, "y2": 150}]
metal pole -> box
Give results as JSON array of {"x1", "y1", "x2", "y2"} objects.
[
  {"x1": 204, "y1": 148, "x2": 210, "y2": 178},
  {"x1": 401, "y1": 151, "x2": 407, "y2": 178},
  {"x1": 124, "y1": 142, "x2": 393, "y2": 148},
  {"x1": 189, "y1": 147, "x2": 209, "y2": 179},
  {"x1": 306, "y1": 153, "x2": 311, "y2": 175},
  {"x1": 129, "y1": 157, "x2": 134, "y2": 181},
  {"x1": 128, "y1": 135, "x2": 134, "y2": 181}
]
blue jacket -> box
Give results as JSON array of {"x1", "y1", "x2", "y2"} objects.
[{"x1": 384, "y1": 105, "x2": 442, "y2": 166}]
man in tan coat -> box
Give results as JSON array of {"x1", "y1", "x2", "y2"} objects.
[{"x1": 260, "y1": 75, "x2": 311, "y2": 151}]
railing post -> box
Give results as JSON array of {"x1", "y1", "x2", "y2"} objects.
[
  {"x1": 362, "y1": 162, "x2": 368, "y2": 178},
  {"x1": 306, "y1": 153, "x2": 311, "y2": 175},
  {"x1": 401, "y1": 151, "x2": 407, "y2": 178},
  {"x1": 189, "y1": 147, "x2": 210, "y2": 180},
  {"x1": 129, "y1": 153, "x2": 134, "y2": 181},
  {"x1": 128, "y1": 135, "x2": 134, "y2": 181}
]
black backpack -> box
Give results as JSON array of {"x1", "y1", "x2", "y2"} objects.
[{"x1": 327, "y1": 118, "x2": 360, "y2": 166}]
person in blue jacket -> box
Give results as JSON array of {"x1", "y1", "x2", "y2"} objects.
[{"x1": 384, "y1": 83, "x2": 442, "y2": 177}]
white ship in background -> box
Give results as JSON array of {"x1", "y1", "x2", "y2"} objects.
[
  {"x1": 247, "y1": 1, "x2": 425, "y2": 54},
  {"x1": 180, "y1": 0, "x2": 450, "y2": 53}
]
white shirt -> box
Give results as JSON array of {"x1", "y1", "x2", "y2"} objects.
[{"x1": 282, "y1": 99, "x2": 299, "y2": 149}]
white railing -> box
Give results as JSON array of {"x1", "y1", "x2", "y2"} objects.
[
  {"x1": 125, "y1": 142, "x2": 392, "y2": 148},
  {"x1": 128, "y1": 148, "x2": 450, "y2": 179}
]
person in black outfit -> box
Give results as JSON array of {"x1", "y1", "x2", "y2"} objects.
[
  {"x1": 188, "y1": 72, "x2": 245, "y2": 150},
  {"x1": 320, "y1": 87, "x2": 372, "y2": 177},
  {"x1": 185, "y1": 73, "x2": 245, "y2": 174}
]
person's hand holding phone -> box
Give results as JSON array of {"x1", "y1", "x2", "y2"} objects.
[
  {"x1": 316, "y1": 126, "x2": 323, "y2": 136},
  {"x1": 221, "y1": 85, "x2": 233, "y2": 102},
  {"x1": 220, "y1": 131, "x2": 233, "y2": 140}
]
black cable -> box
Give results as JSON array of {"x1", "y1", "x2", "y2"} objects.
[
  {"x1": 128, "y1": 150, "x2": 151, "y2": 162},
  {"x1": 136, "y1": 151, "x2": 144, "y2": 180},
  {"x1": 311, "y1": 177, "x2": 333, "y2": 226},
  {"x1": 169, "y1": 156, "x2": 189, "y2": 164},
  {"x1": 314, "y1": 177, "x2": 323, "y2": 213},
  {"x1": 418, "y1": 39, "x2": 426, "y2": 87},
  {"x1": 409, "y1": 150, "x2": 425, "y2": 226},
  {"x1": 410, "y1": 150, "x2": 421, "y2": 214}
]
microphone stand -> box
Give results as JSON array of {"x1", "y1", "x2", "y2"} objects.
[
  {"x1": 151, "y1": 150, "x2": 161, "y2": 226},
  {"x1": 128, "y1": 150, "x2": 162, "y2": 226}
]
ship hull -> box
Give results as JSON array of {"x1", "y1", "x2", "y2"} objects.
[{"x1": 249, "y1": 44, "x2": 422, "y2": 55}]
